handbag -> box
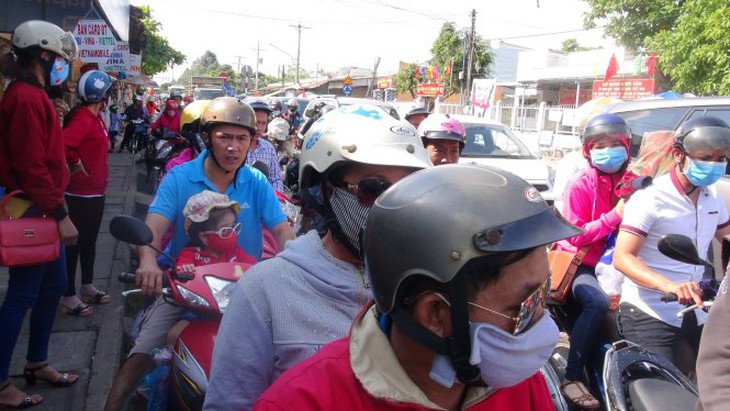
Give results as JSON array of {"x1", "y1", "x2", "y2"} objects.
[
  {"x1": 0, "y1": 190, "x2": 60, "y2": 267},
  {"x1": 547, "y1": 243, "x2": 587, "y2": 305}
]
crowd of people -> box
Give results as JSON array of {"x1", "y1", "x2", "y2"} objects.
[{"x1": 2, "y1": 18, "x2": 730, "y2": 411}]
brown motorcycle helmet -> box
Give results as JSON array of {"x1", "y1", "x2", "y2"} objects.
[{"x1": 200, "y1": 97, "x2": 257, "y2": 136}]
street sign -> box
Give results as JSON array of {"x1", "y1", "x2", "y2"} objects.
[
  {"x1": 241, "y1": 65, "x2": 253, "y2": 77},
  {"x1": 343, "y1": 84, "x2": 352, "y2": 96},
  {"x1": 344, "y1": 76, "x2": 353, "y2": 85}
]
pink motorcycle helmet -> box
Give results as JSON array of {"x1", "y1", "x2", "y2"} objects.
[{"x1": 417, "y1": 114, "x2": 467, "y2": 150}]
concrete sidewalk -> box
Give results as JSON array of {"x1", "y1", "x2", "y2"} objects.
[{"x1": 0, "y1": 153, "x2": 136, "y2": 411}]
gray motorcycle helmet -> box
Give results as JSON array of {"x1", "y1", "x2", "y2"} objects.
[
  {"x1": 365, "y1": 164, "x2": 581, "y2": 315},
  {"x1": 674, "y1": 116, "x2": 730, "y2": 157}
]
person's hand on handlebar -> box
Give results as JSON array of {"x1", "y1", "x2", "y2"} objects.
[
  {"x1": 662, "y1": 280, "x2": 705, "y2": 308},
  {"x1": 136, "y1": 260, "x2": 164, "y2": 296}
]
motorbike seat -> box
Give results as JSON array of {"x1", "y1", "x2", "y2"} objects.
[{"x1": 628, "y1": 378, "x2": 698, "y2": 411}]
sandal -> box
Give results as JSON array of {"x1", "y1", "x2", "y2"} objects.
[
  {"x1": 0, "y1": 381, "x2": 42, "y2": 409},
  {"x1": 560, "y1": 380, "x2": 600, "y2": 410},
  {"x1": 59, "y1": 301, "x2": 93, "y2": 317},
  {"x1": 23, "y1": 363, "x2": 77, "y2": 387},
  {"x1": 81, "y1": 290, "x2": 110, "y2": 304}
]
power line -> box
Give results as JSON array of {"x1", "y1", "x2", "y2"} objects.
[{"x1": 490, "y1": 26, "x2": 606, "y2": 41}]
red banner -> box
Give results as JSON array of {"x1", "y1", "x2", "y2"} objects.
[
  {"x1": 592, "y1": 79, "x2": 655, "y2": 100},
  {"x1": 416, "y1": 83, "x2": 444, "y2": 97},
  {"x1": 559, "y1": 87, "x2": 593, "y2": 105}
]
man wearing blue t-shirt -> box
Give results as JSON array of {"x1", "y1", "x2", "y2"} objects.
[{"x1": 104, "y1": 97, "x2": 295, "y2": 411}]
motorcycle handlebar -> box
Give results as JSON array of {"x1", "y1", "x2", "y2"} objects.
[
  {"x1": 119, "y1": 272, "x2": 137, "y2": 284},
  {"x1": 660, "y1": 293, "x2": 679, "y2": 302}
]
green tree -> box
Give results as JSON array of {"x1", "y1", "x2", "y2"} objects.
[
  {"x1": 582, "y1": 0, "x2": 684, "y2": 52},
  {"x1": 561, "y1": 38, "x2": 599, "y2": 53},
  {"x1": 138, "y1": 6, "x2": 186, "y2": 76},
  {"x1": 649, "y1": 0, "x2": 730, "y2": 95},
  {"x1": 393, "y1": 22, "x2": 493, "y2": 98},
  {"x1": 393, "y1": 63, "x2": 419, "y2": 99}
]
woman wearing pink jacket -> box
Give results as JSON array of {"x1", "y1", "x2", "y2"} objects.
[{"x1": 556, "y1": 113, "x2": 630, "y2": 410}]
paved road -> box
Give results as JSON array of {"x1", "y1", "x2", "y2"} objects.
[{"x1": 0, "y1": 153, "x2": 136, "y2": 411}]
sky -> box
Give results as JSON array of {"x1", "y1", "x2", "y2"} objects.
[{"x1": 129, "y1": 0, "x2": 612, "y2": 84}]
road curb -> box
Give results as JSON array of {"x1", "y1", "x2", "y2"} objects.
[{"x1": 85, "y1": 156, "x2": 136, "y2": 411}]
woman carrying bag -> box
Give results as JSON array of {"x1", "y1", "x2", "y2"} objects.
[
  {"x1": 555, "y1": 113, "x2": 630, "y2": 410},
  {"x1": 61, "y1": 70, "x2": 114, "y2": 316},
  {"x1": 0, "y1": 20, "x2": 80, "y2": 409}
]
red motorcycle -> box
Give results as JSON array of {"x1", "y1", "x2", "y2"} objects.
[{"x1": 110, "y1": 215, "x2": 252, "y2": 410}]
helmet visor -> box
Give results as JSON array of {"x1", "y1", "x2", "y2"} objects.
[{"x1": 59, "y1": 31, "x2": 78, "y2": 61}]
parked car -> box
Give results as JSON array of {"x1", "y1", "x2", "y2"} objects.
[
  {"x1": 604, "y1": 97, "x2": 730, "y2": 273},
  {"x1": 302, "y1": 96, "x2": 399, "y2": 123},
  {"x1": 454, "y1": 115, "x2": 554, "y2": 203}
]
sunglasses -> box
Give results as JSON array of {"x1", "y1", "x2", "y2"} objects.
[
  {"x1": 467, "y1": 276, "x2": 551, "y2": 335},
  {"x1": 342, "y1": 178, "x2": 393, "y2": 205},
  {"x1": 203, "y1": 223, "x2": 241, "y2": 239}
]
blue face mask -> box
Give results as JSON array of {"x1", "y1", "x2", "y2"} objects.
[
  {"x1": 684, "y1": 158, "x2": 726, "y2": 187},
  {"x1": 590, "y1": 146, "x2": 628, "y2": 173},
  {"x1": 49, "y1": 57, "x2": 69, "y2": 86}
]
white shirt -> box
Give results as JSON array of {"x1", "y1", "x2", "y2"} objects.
[{"x1": 619, "y1": 168, "x2": 729, "y2": 327}]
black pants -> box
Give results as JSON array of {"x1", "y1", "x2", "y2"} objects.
[
  {"x1": 618, "y1": 302, "x2": 702, "y2": 375},
  {"x1": 119, "y1": 124, "x2": 133, "y2": 151},
  {"x1": 64, "y1": 195, "x2": 105, "y2": 297}
]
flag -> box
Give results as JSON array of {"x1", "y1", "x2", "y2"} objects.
[
  {"x1": 646, "y1": 52, "x2": 657, "y2": 76},
  {"x1": 433, "y1": 65, "x2": 440, "y2": 82},
  {"x1": 420, "y1": 66, "x2": 427, "y2": 82},
  {"x1": 444, "y1": 60, "x2": 452, "y2": 78},
  {"x1": 633, "y1": 54, "x2": 645, "y2": 75},
  {"x1": 604, "y1": 53, "x2": 619, "y2": 82}
]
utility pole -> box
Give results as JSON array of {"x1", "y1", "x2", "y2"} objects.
[
  {"x1": 234, "y1": 55, "x2": 244, "y2": 74},
  {"x1": 367, "y1": 57, "x2": 381, "y2": 97},
  {"x1": 289, "y1": 22, "x2": 311, "y2": 85},
  {"x1": 249, "y1": 42, "x2": 266, "y2": 92},
  {"x1": 465, "y1": 9, "x2": 477, "y2": 108}
]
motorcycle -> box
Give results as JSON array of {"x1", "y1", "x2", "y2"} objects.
[
  {"x1": 129, "y1": 119, "x2": 149, "y2": 154},
  {"x1": 543, "y1": 233, "x2": 705, "y2": 411},
  {"x1": 110, "y1": 214, "x2": 252, "y2": 410},
  {"x1": 144, "y1": 128, "x2": 189, "y2": 193}
]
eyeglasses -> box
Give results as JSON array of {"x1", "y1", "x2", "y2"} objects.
[
  {"x1": 203, "y1": 223, "x2": 241, "y2": 239},
  {"x1": 342, "y1": 178, "x2": 393, "y2": 205},
  {"x1": 468, "y1": 277, "x2": 550, "y2": 335}
]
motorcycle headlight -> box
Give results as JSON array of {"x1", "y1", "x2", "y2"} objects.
[
  {"x1": 176, "y1": 285, "x2": 210, "y2": 309},
  {"x1": 205, "y1": 276, "x2": 236, "y2": 313}
]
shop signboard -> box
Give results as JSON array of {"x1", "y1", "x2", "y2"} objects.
[
  {"x1": 105, "y1": 40, "x2": 130, "y2": 73},
  {"x1": 129, "y1": 53, "x2": 141, "y2": 77},
  {"x1": 416, "y1": 83, "x2": 444, "y2": 97},
  {"x1": 592, "y1": 79, "x2": 655, "y2": 100}
]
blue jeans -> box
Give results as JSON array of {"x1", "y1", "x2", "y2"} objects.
[
  {"x1": 0, "y1": 247, "x2": 67, "y2": 381},
  {"x1": 565, "y1": 265, "x2": 610, "y2": 381}
]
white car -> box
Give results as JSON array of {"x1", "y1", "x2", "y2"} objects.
[{"x1": 454, "y1": 115, "x2": 554, "y2": 203}]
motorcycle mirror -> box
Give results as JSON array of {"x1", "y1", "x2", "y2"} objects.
[
  {"x1": 110, "y1": 215, "x2": 153, "y2": 245},
  {"x1": 252, "y1": 160, "x2": 270, "y2": 179},
  {"x1": 109, "y1": 215, "x2": 176, "y2": 263},
  {"x1": 658, "y1": 234, "x2": 707, "y2": 266}
]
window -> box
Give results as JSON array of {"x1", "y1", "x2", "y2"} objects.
[
  {"x1": 616, "y1": 107, "x2": 688, "y2": 156},
  {"x1": 461, "y1": 124, "x2": 534, "y2": 158},
  {"x1": 687, "y1": 109, "x2": 730, "y2": 125}
]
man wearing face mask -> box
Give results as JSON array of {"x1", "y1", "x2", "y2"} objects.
[
  {"x1": 253, "y1": 164, "x2": 582, "y2": 411},
  {"x1": 614, "y1": 117, "x2": 730, "y2": 376},
  {"x1": 203, "y1": 105, "x2": 432, "y2": 411}
]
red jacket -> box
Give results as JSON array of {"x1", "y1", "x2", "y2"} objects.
[
  {"x1": 255, "y1": 305, "x2": 554, "y2": 411},
  {"x1": 151, "y1": 111, "x2": 180, "y2": 134},
  {"x1": 64, "y1": 106, "x2": 109, "y2": 196},
  {"x1": 174, "y1": 246, "x2": 256, "y2": 269},
  {"x1": 0, "y1": 81, "x2": 69, "y2": 219}
]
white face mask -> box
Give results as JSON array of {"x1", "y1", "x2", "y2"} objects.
[{"x1": 429, "y1": 312, "x2": 559, "y2": 388}]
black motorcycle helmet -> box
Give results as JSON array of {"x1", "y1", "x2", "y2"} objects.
[
  {"x1": 674, "y1": 116, "x2": 730, "y2": 157},
  {"x1": 364, "y1": 165, "x2": 581, "y2": 385}
]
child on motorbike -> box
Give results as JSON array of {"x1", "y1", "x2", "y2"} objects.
[{"x1": 175, "y1": 190, "x2": 256, "y2": 273}]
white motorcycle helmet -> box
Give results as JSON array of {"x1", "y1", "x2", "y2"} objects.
[
  {"x1": 11, "y1": 20, "x2": 77, "y2": 61},
  {"x1": 299, "y1": 104, "x2": 432, "y2": 189}
]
